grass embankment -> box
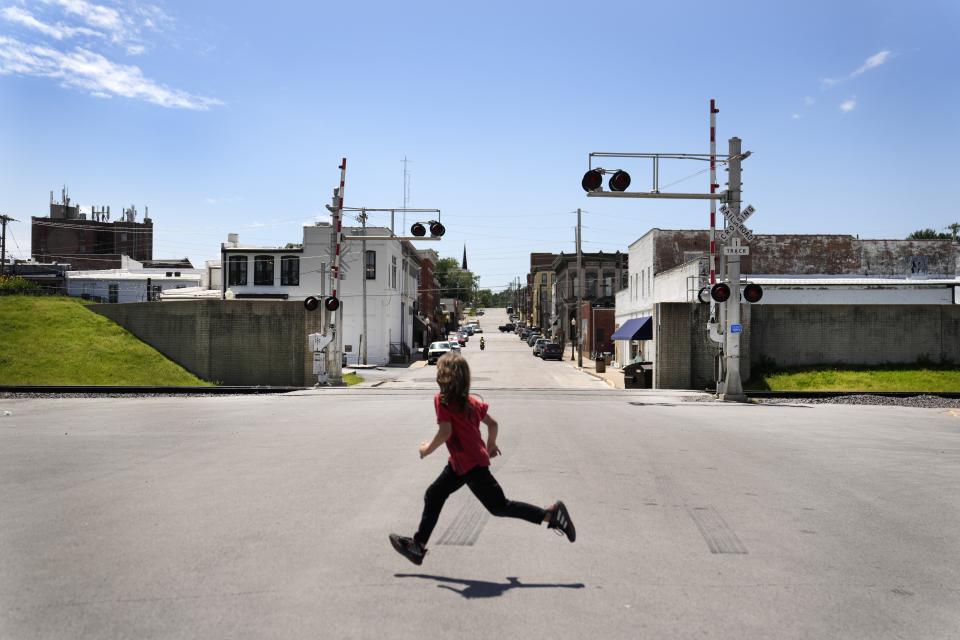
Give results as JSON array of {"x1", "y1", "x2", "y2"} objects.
[
  {"x1": 746, "y1": 364, "x2": 960, "y2": 392},
  {"x1": 0, "y1": 295, "x2": 212, "y2": 386},
  {"x1": 343, "y1": 372, "x2": 362, "y2": 386}
]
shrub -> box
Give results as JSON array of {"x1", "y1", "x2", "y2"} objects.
[{"x1": 0, "y1": 275, "x2": 39, "y2": 294}]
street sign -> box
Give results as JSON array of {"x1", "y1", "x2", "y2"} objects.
[
  {"x1": 730, "y1": 324, "x2": 742, "y2": 333},
  {"x1": 724, "y1": 246, "x2": 750, "y2": 255}
]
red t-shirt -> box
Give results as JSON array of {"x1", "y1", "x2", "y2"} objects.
[{"x1": 434, "y1": 393, "x2": 490, "y2": 475}]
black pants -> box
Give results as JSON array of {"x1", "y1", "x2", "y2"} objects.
[{"x1": 414, "y1": 463, "x2": 547, "y2": 546}]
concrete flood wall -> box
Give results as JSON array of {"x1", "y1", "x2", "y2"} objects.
[
  {"x1": 749, "y1": 305, "x2": 960, "y2": 368},
  {"x1": 654, "y1": 303, "x2": 960, "y2": 390},
  {"x1": 91, "y1": 300, "x2": 325, "y2": 386}
]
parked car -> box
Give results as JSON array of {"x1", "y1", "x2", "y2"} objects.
[
  {"x1": 540, "y1": 343, "x2": 563, "y2": 360},
  {"x1": 427, "y1": 341, "x2": 452, "y2": 364},
  {"x1": 473, "y1": 325, "x2": 483, "y2": 333},
  {"x1": 498, "y1": 323, "x2": 515, "y2": 332},
  {"x1": 478, "y1": 309, "x2": 485, "y2": 315},
  {"x1": 462, "y1": 325, "x2": 475, "y2": 336},
  {"x1": 520, "y1": 328, "x2": 532, "y2": 340},
  {"x1": 532, "y1": 338, "x2": 552, "y2": 357},
  {"x1": 527, "y1": 332, "x2": 542, "y2": 346},
  {"x1": 447, "y1": 341, "x2": 462, "y2": 353}
]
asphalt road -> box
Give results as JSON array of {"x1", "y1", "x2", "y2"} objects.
[{"x1": 2, "y1": 309, "x2": 959, "y2": 639}]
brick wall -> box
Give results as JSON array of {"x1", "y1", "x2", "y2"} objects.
[
  {"x1": 651, "y1": 229, "x2": 958, "y2": 277},
  {"x1": 654, "y1": 303, "x2": 748, "y2": 390},
  {"x1": 91, "y1": 300, "x2": 325, "y2": 386}
]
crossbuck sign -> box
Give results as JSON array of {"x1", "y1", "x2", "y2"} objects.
[{"x1": 718, "y1": 204, "x2": 756, "y2": 242}]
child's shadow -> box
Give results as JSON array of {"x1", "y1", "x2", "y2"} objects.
[{"x1": 394, "y1": 574, "x2": 585, "y2": 599}]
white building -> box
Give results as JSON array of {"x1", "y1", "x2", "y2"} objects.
[
  {"x1": 220, "y1": 224, "x2": 422, "y2": 366},
  {"x1": 65, "y1": 257, "x2": 204, "y2": 303}
]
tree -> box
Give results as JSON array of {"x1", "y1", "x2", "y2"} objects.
[
  {"x1": 907, "y1": 228, "x2": 951, "y2": 240},
  {"x1": 434, "y1": 257, "x2": 478, "y2": 304}
]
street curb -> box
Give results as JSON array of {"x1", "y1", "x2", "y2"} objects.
[{"x1": 579, "y1": 367, "x2": 616, "y2": 389}]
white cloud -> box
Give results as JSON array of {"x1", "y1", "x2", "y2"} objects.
[
  {"x1": 804, "y1": 96, "x2": 815, "y2": 107},
  {"x1": 822, "y1": 50, "x2": 893, "y2": 89},
  {"x1": 51, "y1": 0, "x2": 123, "y2": 33},
  {"x1": 1, "y1": 6, "x2": 100, "y2": 40},
  {"x1": 851, "y1": 50, "x2": 891, "y2": 77},
  {"x1": 0, "y1": 35, "x2": 223, "y2": 110},
  {"x1": 839, "y1": 98, "x2": 857, "y2": 113},
  {"x1": 791, "y1": 113, "x2": 801, "y2": 119}
]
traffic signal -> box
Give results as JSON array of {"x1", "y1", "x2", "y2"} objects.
[
  {"x1": 325, "y1": 296, "x2": 340, "y2": 311},
  {"x1": 410, "y1": 222, "x2": 426, "y2": 237},
  {"x1": 429, "y1": 221, "x2": 445, "y2": 237},
  {"x1": 743, "y1": 283, "x2": 764, "y2": 303},
  {"x1": 710, "y1": 283, "x2": 731, "y2": 303},
  {"x1": 697, "y1": 286, "x2": 711, "y2": 303},
  {"x1": 581, "y1": 169, "x2": 603, "y2": 192},
  {"x1": 304, "y1": 296, "x2": 319, "y2": 311},
  {"x1": 608, "y1": 170, "x2": 631, "y2": 192}
]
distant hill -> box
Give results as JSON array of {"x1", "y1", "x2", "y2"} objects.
[{"x1": 0, "y1": 296, "x2": 212, "y2": 386}]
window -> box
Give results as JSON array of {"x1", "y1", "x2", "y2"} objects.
[
  {"x1": 254, "y1": 255, "x2": 274, "y2": 286},
  {"x1": 391, "y1": 256, "x2": 398, "y2": 289},
  {"x1": 603, "y1": 271, "x2": 614, "y2": 297},
  {"x1": 109, "y1": 283, "x2": 118, "y2": 303},
  {"x1": 366, "y1": 250, "x2": 376, "y2": 280},
  {"x1": 281, "y1": 255, "x2": 299, "y2": 286},
  {"x1": 228, "y1": 255, "x2": 248, "y2": 286},
  {"x1": 586, "y1": 271, "x2": 597, "y2": 298}
]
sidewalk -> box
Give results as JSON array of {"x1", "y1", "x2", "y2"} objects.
[{"x1": 562, "y1": 353, "x2": 625, "y2": 389}]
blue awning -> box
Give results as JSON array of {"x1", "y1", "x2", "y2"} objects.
[{"x1": 611, "y1": 316, "x2": 653, "y2": 341}]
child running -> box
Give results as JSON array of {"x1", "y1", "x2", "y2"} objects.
[{"x1": 389, "y1": 351, "x2": 575, "y2": 565}]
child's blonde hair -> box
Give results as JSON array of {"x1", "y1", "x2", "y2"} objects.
[{"x1": 436, "y1": 351, "x2": 471, "y2": 412}]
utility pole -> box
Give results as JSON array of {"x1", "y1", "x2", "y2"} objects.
[
  {"x1": 0, "y1": 214, "x2": 16, "y2": 276},
  {"x1": 720, "y1": 137, "x2": 746, "y2": 401},
  {"x1": 360, "y1": 208, "x2": 368, "y2": 365},
  {"x1": 576, "y1": 208, "x2": 583, "y2": 368}
]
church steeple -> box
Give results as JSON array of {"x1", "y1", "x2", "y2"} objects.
[{"x1": 461, "y1": 244, "x2": 468, "y2": 270}]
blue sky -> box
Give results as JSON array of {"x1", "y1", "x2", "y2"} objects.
[{"x1": 1, "y1": 0, "x2": 958, "y2": 292}]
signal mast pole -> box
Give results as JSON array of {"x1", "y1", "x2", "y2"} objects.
[
  {"x1": 326, "y1": 158, "x2": 347, "y2": 385},
  {"x1": 720, "y1": 138, "x2": 745, "y2": 401}
]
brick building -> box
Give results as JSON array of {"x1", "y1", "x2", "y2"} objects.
[{"x1": 31, "y1": 189, "x2": 153, "y2": 270}]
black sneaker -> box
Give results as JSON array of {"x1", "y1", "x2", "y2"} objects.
[
  {"x1": 389, "y1": 534, "x2": 427, "y2": 565},
  {"x1": 548, "y1": 501, "x2": 576, "y2": 542}
]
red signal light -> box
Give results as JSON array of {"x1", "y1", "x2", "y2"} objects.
[
  {"x1": 581, "y1": 169, "x2": 603, "y2": 192},
  {"x1": 743, "y1": 283, "x2": 764, "y2": 303},
  {"x1": 608, "y1": 170, "x2": 631, "y2": 192},
  {"x1": 429, "y1": 221, "x2": 445, "y2": 237},
  {"x1": 304, "y1": 296, "x2": 319, "y2": 311},
  {"x1": 411, "y1": 222, "x2": 426, "y2": 237},
  {"x1": 710, "y1": 283, "x2": 731, "y2": 302}
]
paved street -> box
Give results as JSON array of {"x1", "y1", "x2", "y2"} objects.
[{"x1": 2, "y1": 312, "x2": 960, "y2": 638}]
